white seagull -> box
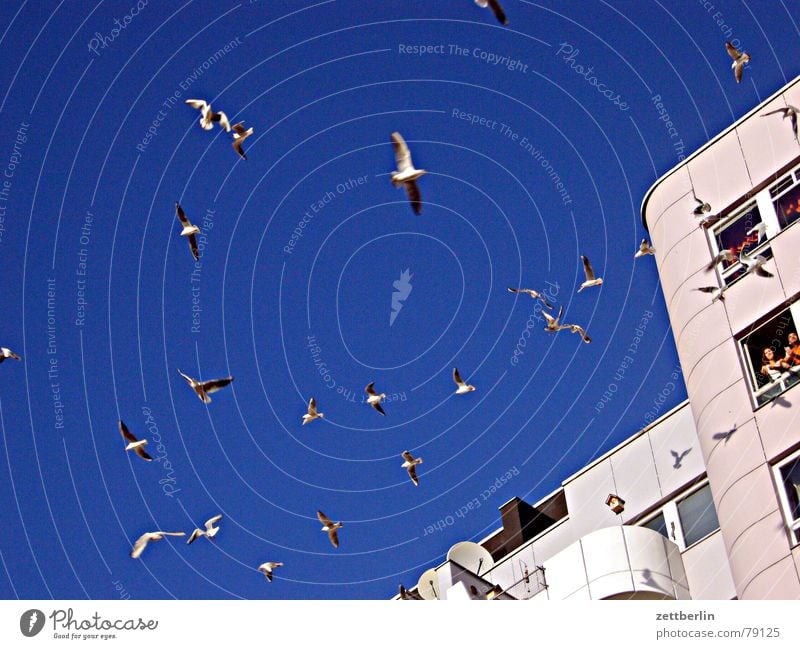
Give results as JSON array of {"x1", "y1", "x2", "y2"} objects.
[
  {"x1": 0, "y1": 347, "x2": 21, "y2": 363},
  {"x1": 543, "y1": 307, "x2": 591, "y2": 343},
  {"x1": 634, "y1": 239, "x2": 656, "y2": 258},
  {"x1": 391, "y1": 132, "x2": 426, "y2": 215},
  {"x1": 706, "y1": 250, "x2": 736, "y2": 271},
  {"x1": 177, "y1": 369, "x2": 234, "y2": 404},
  {"x1": 725, "y1": 42, "x2": 751, "y2": 84},
  {"x1": 452, "y1": 367, "x2": 476, "y2": 394},
  {"x1": 302, "y1": 397, "x2": 324, "y2": 425},
  {"x1": 694, "y1": 286, "x2": 726, "y2": 302},
  {"x1": 317, "y1": 510, "x2": 342, "y2": 548},
  {"x1": 578, "y1": 255, "x2": 603, "y2": 292},
  {"x1": 231, "y1": 121, "x2": 254, "y2": 160},
  {"x1": 187, "y1": 514, "x2": 223, "y2": 544},
  {"x1": 258, "y1": 562, "x2": 284, "y2": 582},
  {"x1": 130, "y1": 531, "x2": 185, "y2": 559},
  {"x1": 118, "y1": 420, "x2": 153, "y2": 462},
  {"x1": 401, "y1": 451, "x2": 423, "y2": 486},
  {"x1": 746, "y1": 222, "x2": 768, "y2": 245},
  {"x1": 175, "y1": 202, "x2": 200, "y2": 261},
  {"x1": 762, "y1": 105, "x2": 799, "y2": 139},
  {"x1": 739, "y1": 249, "x2": 774, "y2": 278},
  {"x1": 185, "y1": 99, "x2": 231, "y2": 131},
  {"x1": 475, "y1": 0, "x2": 508, "y2": 25},
  {"x1": 507, "y1": 287, "x2": 553, "y2": 309},
  {"x1": 365, "y1": 382, "x2": 387, "y2": 416}
]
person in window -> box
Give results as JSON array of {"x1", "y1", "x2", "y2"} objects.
[
  {"x1": 761, "y1": 347, "x2": 790, "y2": 384},
  {"x1": 784, "y1": 332, "x2": 800, "y2": 366}
]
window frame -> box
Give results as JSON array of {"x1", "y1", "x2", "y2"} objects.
[
  {"x1": 773, "y1": 448, "x2": 800, "y2": 547},
  {"x1": 638, "y1": 481, "x2": 720, "y2": 551}
]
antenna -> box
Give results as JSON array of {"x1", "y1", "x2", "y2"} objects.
[
  {"x1": 447, "y1": 541, "x2": 495, "y2": 576},
  {"x1": 417, "y1": 568, "x2": 440, "y2": 600}
]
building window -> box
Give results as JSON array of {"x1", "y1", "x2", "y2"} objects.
[
  {"x1": 706, "y1": 162, "x2": 800, "y2": 285},
  {"x1": 738, "y1": 306, "x2": 800, "y2": 407},
  {"x1": 676, "y1": 484, "x2": 720, "y2": 547},
  {"x1": 775, "y1": 452, "x2": 800, "y2": 545},
  {"x1": 637, "y1": 482, "x2": 720, "y2": 550}
]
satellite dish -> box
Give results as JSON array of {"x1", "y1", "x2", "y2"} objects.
[
  {"x1": 447, "y1": 541, "x2": 495, "y2": 576},
  {"x1": 417, "y1": 568, "x2": 441, "y2": 600}
]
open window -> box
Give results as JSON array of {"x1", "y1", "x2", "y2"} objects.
[
  {"x1": 774, "y1": 450, "x2": 800, "y2": 545},
  {"x1": 738, "y1": 305, "x2": 800, "y2": 407}
]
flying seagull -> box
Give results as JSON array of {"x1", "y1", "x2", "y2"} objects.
[
  {"x1": 187, "y1": 514, "x2": 223, "y2": 544},
  {"x1": 694, "y1": 286, "x2": 726, "y2": 302},
  {"x1": 317, "y1": 510, "x2": 342, "y2": 548},
  {"x1": 177, "y1": 369, "x2": 234, "y2": 404},
  {"x1": 231, "y1": 121, "x2": 254, "y2": 160},
  {"x1": 542, "y1": 307, "x2": 591, "y2": 343},
  {"x1": 258, "y1": 562, "x2": 284, "y2": 582},
  {"x1": 175, "y1": 202, "x2": 200, "y2": 261},
  {"x1": 185, "y1": 99, "x2": 231, "y2": 131},
  {"x1": 692, "y1": 195, "x2": 712, "y2": 216},
  {"x1": 706, "y1": 250, "x2": 736, "y2": 271},
  {"x1": 391, "y1": 132, "x2": 426, "y2": 215},
  {"x1": 507, "y1": 287, "x2": 553, "y2": 309},
  {"x1": 725, "y1": 42, "x2": 750, "y2": 84},
  {"x1": 365, "y1": 382, "x2": 387, "y2": 416},
  {"x1": 302, "y1": 397, "x2": 324, "y2": 425},
  {"x1": 670, "y1": 448, "x2": 691, "y2": 469},
  {"x1": 634, "y1": 239, "x2": 656, "y2": 258},
  {"x1": 401, "y1": 451, "x2": 423, "y2": 486},
  {"x1": 452, "y1": 367, "x2": 476, "y2": 394},
  {"x1": 475, "y1": 0, "x2": 507, "y2": 25},
  {"x1": 0, "y1": 347, "x2": 21, "y2": 363},
  {"x1": 762, "y1": 105, "x2": 799, "y2": 139},
  {"x1": 578, "y1": 255, "x2": 603, "y2": 292},
  {"x1": 130, "y1": 531, "x2": 185, "y2": 559},
  {"x1": 739, "y1": 249, "x2": 773, "y2": 278},
  {"x1": 746, "y1": 222, "x2": 767, "y2": 245},
  {"x1": 118, "y1": 420, "x2": 153, "y2": 462}
]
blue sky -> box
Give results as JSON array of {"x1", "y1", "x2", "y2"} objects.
[{"x1": 0, "y1": 0, "x2": 796, "y2": 600}]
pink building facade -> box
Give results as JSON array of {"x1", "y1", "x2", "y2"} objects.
[{"x1": 641, "y1": 74, "x2": 800, "y2": 599}]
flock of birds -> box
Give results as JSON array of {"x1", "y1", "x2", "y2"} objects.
[{"x1": 0, "y1": 3, "x2": 786, "y2": 595}]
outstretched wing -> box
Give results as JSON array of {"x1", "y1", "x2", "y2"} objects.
[
  {"x1": 487, "y1": 0, "x2": 508, "y2": 24},
  {"x1": 201, "y1": 377, "x2": 234, "y2": 394},
  {"x1": 404, "y1": 181, "x2": 422, "y2": 215},
  {"x1": 391, "y1": 132, "x2": 413, "y2": 172},
  {"x1": 581, "y1": 255, "x2": 596, "y2": 281}
]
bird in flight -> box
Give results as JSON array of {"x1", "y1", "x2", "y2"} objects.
[
  {"x1": 118, "y1": 420, "x2": 153, "y2": 462},
  {"x1": 746, "y1": 222, "x2": 767, "y2": 246},
  {"x1": 258, "y1": 562, "x2": 284, "y2": 582},
  {"x1": 302, "y1": 398, "x2": 324, "y2": 425},
  {"x1": 578, "y1": 255, "x2": 603, "y2": 292},
  {"x1": 231, "y1": 121, "x2": 254, "y2": 160},
  {"x1": 187, "y1": 515, "x2": 223, "y2": 544},
  {"x1": 634, "y1": 239, "x2": 656, "y2": 258},
  {"x1": 738, "y1": 249, "x2": 773, "y2": 278},
  {"x1": 185, "y1": 99, "x2": 231, "y2": 131},
  {"x1": 177, "y1": 369, "x2": 234, "y2": 404},
  {"x1": 391, "y1": 132, "x2": 426, "y2": 215},
  {"x1": 452, "y1": 367, "x2": 476, "y2": 394},
  {"x1": 0, "y1": 347, "x2": 21, "y2": 363},
  {"x1": 507, "y1": 287, "x2": 553, "y2": 309},
  {"x1": 762, "y1": 105, "x2": 799, "y2": 139},
  {"x1": 175, "y1": 202, "x2": 200, "y2": 261},
  {"x1": 365, "y1": 382, "x2": 387, "y2": 415},
  {"x1": 543, "y1": 307, "x2": 591, "y2": 343},
  {"x1": 705, "y1": 250, "x2": 736, "y2": 271},
  {"x1": 475, "y1": 0, "x2": 508, "y2": 25},
  {"x1": 317, "y1": 510, "x2": 343, "y2": 548},
  {"x1": 725, "y1": 42, "x2": 750, "y2": 84},
  {"x1": 130, "y1": 531, "x2": 185, "y2": 559},
  {"x1": 401, "y1": 451, "x2": 423, "y2": 486},
  {"x1": 694, "y1": 285, "x2": 726, "y2": 302}
]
